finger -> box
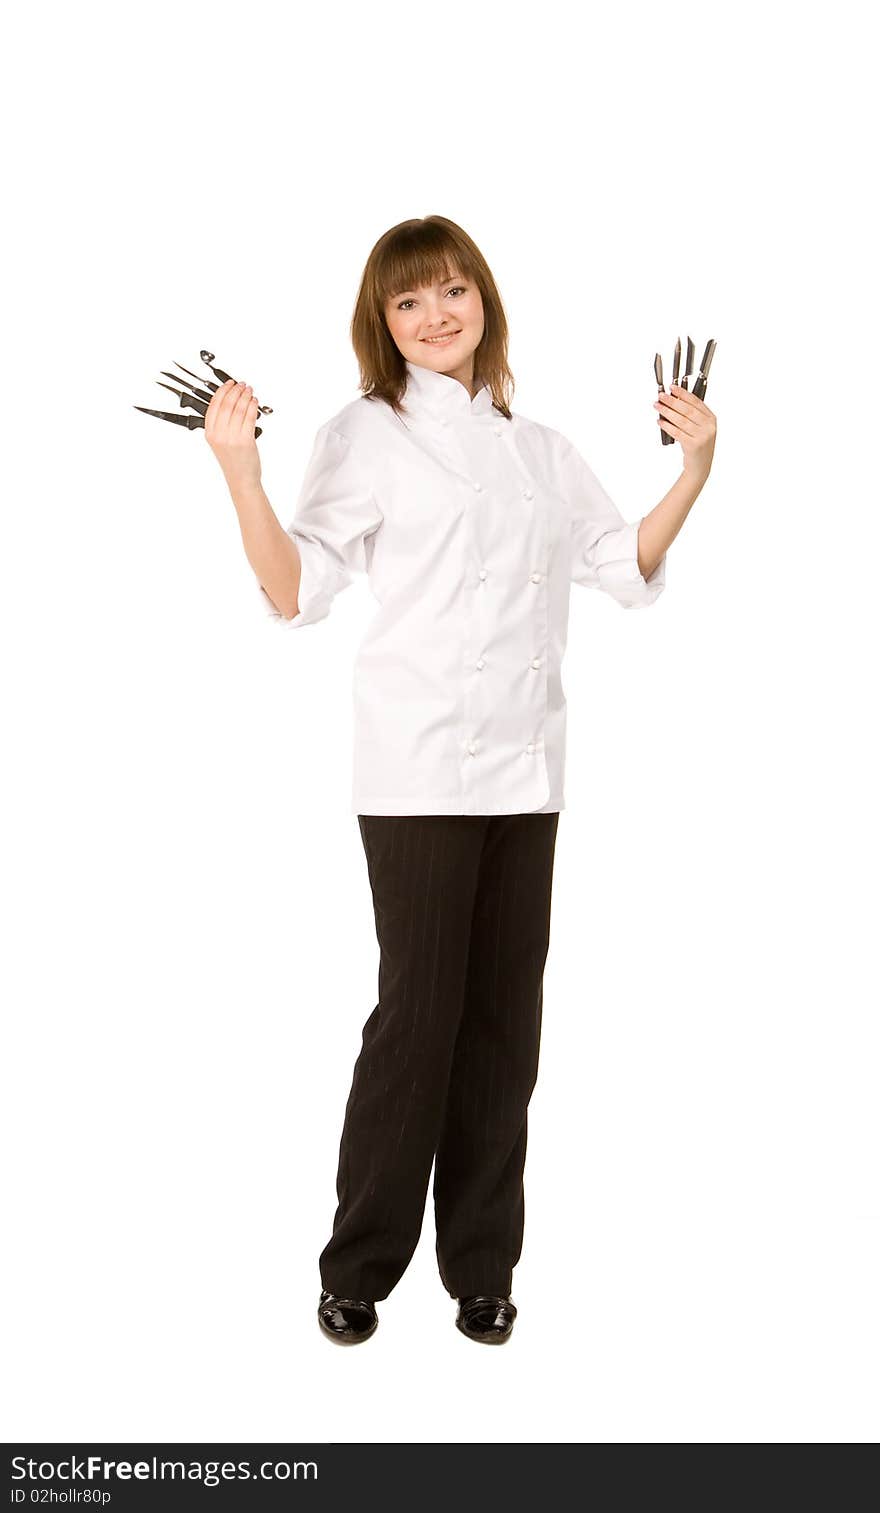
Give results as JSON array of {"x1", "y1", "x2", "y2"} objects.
[
  {"x1": 657, "y1": 413, "x2": 692, "y2": 440},
  {"x1": 220, "y1": 382, "x2": 247, "y2": 430},
  {"x1": 655, "y1": 400, "x2": 697, "y2": 437},
  {"x1": 214, "y1": 379, "x2": 240, "y2": 418},
  {"x1": 232, "y1": 384, "x2": 257, "y2": 431},
  {"x1": 235, "y1": 395, "x2": 260, "y2": 437},
  {"x1": 662, "y1": 388, "x2": 697, "y2": 417},
  {"x1": 205, "y1": 378, "x2": 235, "y2": 437},
  {"x1": 668, "y1": 383, "x2": 709, "y2": 415}
]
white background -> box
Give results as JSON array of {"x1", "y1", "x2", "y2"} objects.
[{"x1": 3, "y1": 0, "x2": 877, "y2": 1445}]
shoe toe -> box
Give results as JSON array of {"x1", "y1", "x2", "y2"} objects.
[
  {"x1": 456, "y1": 1294, "x2": 517, "y2": 1344},
  {"x1": 318, "y1": 1290, "x2": 378, "y2": 1344}
]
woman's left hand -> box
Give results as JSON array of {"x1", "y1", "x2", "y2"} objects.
[{"x1": 654, "y1": 384, "x2": 717, "y2": 478}]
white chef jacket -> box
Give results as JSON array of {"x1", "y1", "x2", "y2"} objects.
[{"x1": 256, "y1": 358, "x2": 666, "y2": 816}]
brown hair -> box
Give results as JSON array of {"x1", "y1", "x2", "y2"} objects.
[{"x1": 350, "y1": 215, "x2": 514, "y2": 421}]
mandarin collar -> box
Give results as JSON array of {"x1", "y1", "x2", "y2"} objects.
[{"x1": 402, "y1": 358, "x2": 495, "y2": 422}]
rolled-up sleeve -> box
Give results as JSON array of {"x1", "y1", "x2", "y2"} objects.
[
  {"x1": 561, "y1": 437, "x2": 666, "y2": 609},
  {"x1": 257, "y1": 424, "x2": 383, "y2": 628}
]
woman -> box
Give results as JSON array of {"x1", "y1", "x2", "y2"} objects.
[{"x1": 204, "y1": 215, "x2": 717, "y2": 1346}]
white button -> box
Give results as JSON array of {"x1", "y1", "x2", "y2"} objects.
[
  {"x1": 530, "y1": 658, "x2": 542, "y2": 670},
  {"x1": 523, "y1": 488, "x2": 535, "y2": 500},
  {"x1": 473, "y1": 480, "x2": 483, "y2": 492},
  {"x1": 531, "y1": 571, "x2": 542, "y2": 584},
  {"x1": 526, "y1": 743, "x2": 536, "y2": 755},
  {"x1": 494, "y1": 425, "x2": 504, "y2": 436},
  {"x1": 478, "y1": 568, "x2": 488, "y2": 581},
  {"x1": 476, "y1": 658, "x2": 485, "y2": 670},
  {"x1": 468, "y1": 741, "x2": 477, "y2": 756}
]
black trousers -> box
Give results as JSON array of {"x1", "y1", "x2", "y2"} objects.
[{"x1": 318, "y1": 811, "x2": 561, "y2": 1303}]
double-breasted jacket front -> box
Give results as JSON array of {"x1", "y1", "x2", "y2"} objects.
[{"x1": 257, "y1": 359, "x2": 666, "y2": 815}]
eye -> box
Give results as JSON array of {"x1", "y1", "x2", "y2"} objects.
[{"x1": 396, "y1": 286, "x2": 467, "y2": 312}]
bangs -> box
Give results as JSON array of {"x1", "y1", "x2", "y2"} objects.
[{"x1": 378, "y1": 235, "x2": 475, "y2": 302}]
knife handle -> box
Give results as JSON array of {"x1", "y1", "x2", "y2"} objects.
[
  {"x1": 660, "y1": 388, "x2": 674, "y2": 446},
  {"x1": 656, "y1": 385, "x2": 675, "y2": 447}
]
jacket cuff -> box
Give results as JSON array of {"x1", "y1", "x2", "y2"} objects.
[
  {"x1": 255, "y1": 533, "x2": 334, "y2": 628},
  {"x1": 588, "y1": 520, "x2": 666, "y2": 609}
]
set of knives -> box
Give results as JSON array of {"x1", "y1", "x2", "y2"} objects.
[
  {"x1": 133, "y1": 350, "x2": 273, "y2": 437},
  {"x1": 654, "y1": 337, "x2": 716, "y2": 446}
]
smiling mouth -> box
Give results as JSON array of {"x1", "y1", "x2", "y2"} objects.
[{"x1": 421, "y1": 331, "x2": 461, "y2": 344}]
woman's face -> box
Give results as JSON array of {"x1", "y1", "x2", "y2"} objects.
[{"x1": 384, "y1": 269, "x2": 485, "y2": 387}]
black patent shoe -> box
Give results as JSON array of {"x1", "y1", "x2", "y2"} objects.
[
  {"x1": 317, "y1": 1289, "x2": 378, "y2": 1345},
  {"x1": 455, "y1": 1294, "x2": 517, "y2": 1344}
]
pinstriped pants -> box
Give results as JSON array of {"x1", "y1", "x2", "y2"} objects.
[{"x1": 318, "y1": 811, "x2": 560, "y2": 1303}]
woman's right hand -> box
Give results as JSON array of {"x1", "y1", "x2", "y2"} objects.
[{"x1": 204, "y1": 379, "x2": 263, "y2": 491}]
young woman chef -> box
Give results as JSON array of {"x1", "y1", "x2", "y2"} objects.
[{"x1": 204, "y1": 215, "x2": 717, "y2": 1347}]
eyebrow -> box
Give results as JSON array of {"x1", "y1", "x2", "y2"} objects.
[{"x1": 392, "y1": 275, "x2": 464, "y2": 297}]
